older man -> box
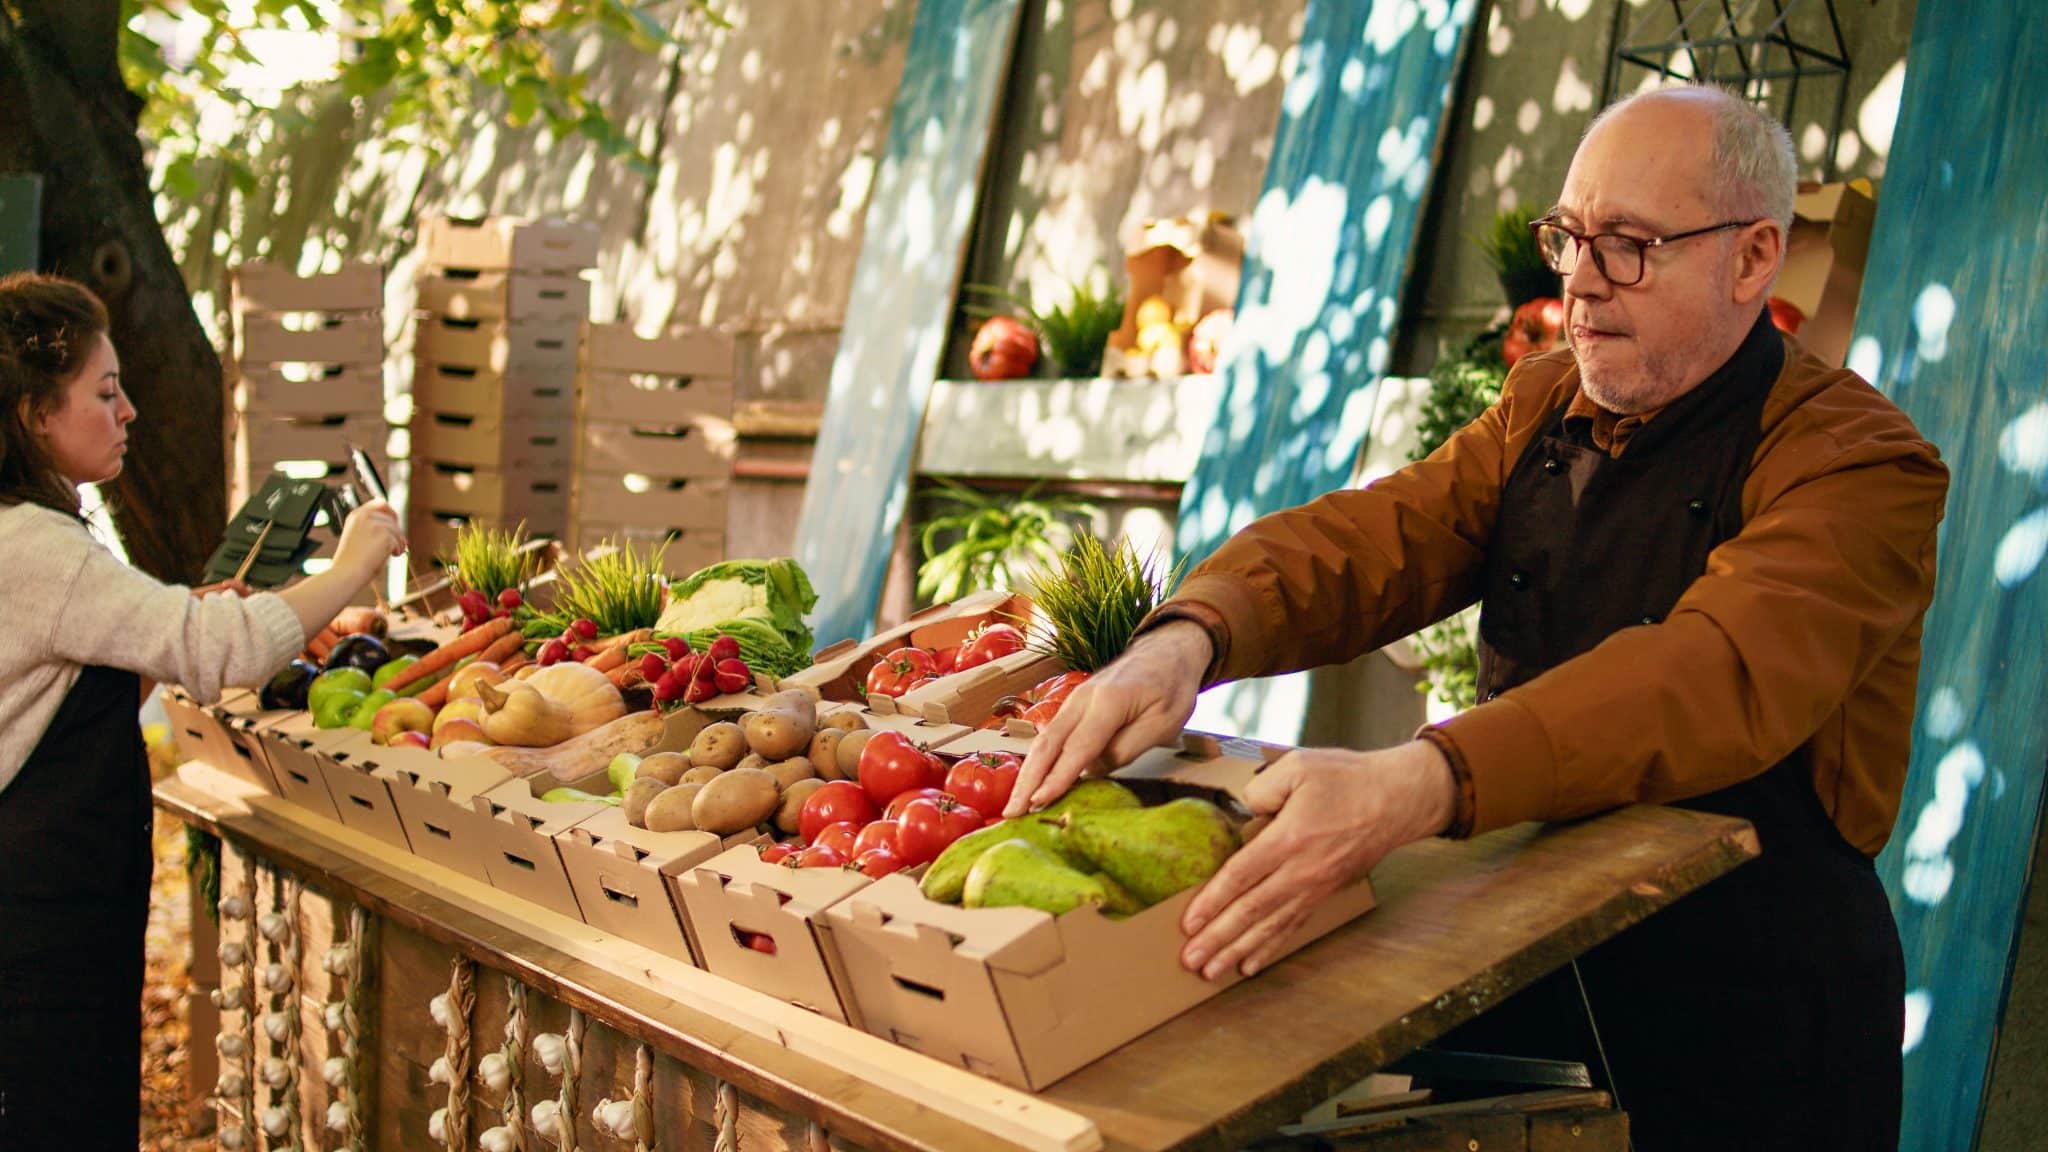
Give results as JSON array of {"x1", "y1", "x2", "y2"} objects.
[{"x1": 1010, "y1": 86, "x2": 1946, "y2": 1147}]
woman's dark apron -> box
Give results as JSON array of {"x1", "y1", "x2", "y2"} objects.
[
  {"x1": 1438, "y1": 316, "x2": 1905, "y2": 1150},
  {"x1": 0, "y1": 662, "x2": 154, "y2": 1148}
]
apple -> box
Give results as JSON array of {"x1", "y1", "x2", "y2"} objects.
[
  {"x1": 432, "y1": 696, "x2": 486, "y2": 737},
  {"x1": 371, "y1": 698, "x2": 436, "y2": 746},
  {"x1": 431, "y1": 718, "x2": 489, "y2": 751},
  {"x1": 444, "y1": 661, "x2": 505, "y2": 702},
  {"x1": 388, "y1": 730, "x2": 432, "y2": 751}
]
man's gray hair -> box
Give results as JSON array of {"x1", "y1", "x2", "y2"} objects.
[{"x1": 1589, "y1": 85, "x2": 1797, "y2": 235}]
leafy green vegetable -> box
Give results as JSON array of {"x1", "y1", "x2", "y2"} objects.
[
  {"x1": 658, "y1": 559, "x2": 819, "y2": 664},
  {"x1": 639, "y1": 618, "x2": 813, "y2": 681}
]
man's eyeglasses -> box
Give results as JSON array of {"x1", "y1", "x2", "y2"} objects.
[{"x1": 1531, "y1": 216, "x2": 1759, "y2": 287}]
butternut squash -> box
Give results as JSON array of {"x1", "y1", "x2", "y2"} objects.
[
  {"x1": 525, "y1": 661, "x2": 628, "y2": 735},
  {"x1": 477, "y1": 682, "x2": 574, "y2": 747},
  {"x1": 478, "y1": 710, "x2": 668, "y2": 782}
]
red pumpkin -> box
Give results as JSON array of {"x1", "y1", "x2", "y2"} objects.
[
  {"x1": 970, "y1": 316, "x2": 1039, "y2": 380},
  {"x1": 1502, "y1": 297, "x2": 1565, "y2": 369},
  {"x1": 1767, "y1": 296, "x2": 1806, "y2": 335}
]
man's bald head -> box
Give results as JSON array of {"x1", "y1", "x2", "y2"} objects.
[{"x1": 1583, "y1": 86, "x2": 1797, "y2": 238}]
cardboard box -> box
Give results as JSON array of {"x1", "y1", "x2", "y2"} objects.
[
  {"x1": 232, "y1": 261, "x2": 382, "y2": 314},
  {"x1": 874, "y1": 651, "x2": 1063, "y2": 728},
  {"x1": 570, "y1": 521, "x2": 725, "y2": 573},
  {"x1": 412, "y1": 360, "x2": 576, "y2": 422},
  {"x1": 251, "y1": 714, "x2": 351, "y2": 822},
  {"x1": 1104, "y1": 213, "x2": 1244, "y2": 376},
  {"x1": 161, "y1": 689, "x2": 277, "y2": 793},
  {"x1": 367, "y1": 743, "x2": 513, "y2": 883},
  {"x1": 777, "y1": 590, "x2": 1020, "y2": 705},
  {"x1": 415, "y1": 316, "x2": 582, "y2": 375},
  {"x1": 557, "y1": 807, "x2": 730, "y2": 962},
  {"x1": 473, "y1": 767, "x2": 616, "y2": 919},
  {"x1": 784, "y1": 591, "x2": 1049, "y2": 724},
  {"x1": 233, "y1": 364, "x2": 384, "y2": 416},
  {"x1": 312, "y1": 732, "x2": 415, "y2": 851},
  {"x1": 580, "y1": 371, "x2": 736, "y2": 427},
  {"x1": 409, "y1": 510, "x2": 568, "y2": 562},
  {"x1": 422, "y1": 216, "x2": 599, "y2": 274},
  {"x1": 577, "y1": 417, "x2": 736, "y2": 478},
  {"x1": 417, "y1": 271, "x2": 590, "y2": 324},
  {"x1": 585, "y1": 324, "x2": 737, "y2": 377},
  {"x1": 1778, "y1": 180, "x2": 1877, "y2": 369},
  {"x1": 825, "y1": 735, "x2": 1375, "y2": 1090},
  {"x1": 411, "y1": 462, "x2": 569, "y2": 521},
  {"x1": 410, "y1": 410, "x2": 574, "y2": 473},
  {"x1": 232, "y1": 412, "x2": 387, "y2": 467},
  {"x1": 239, "y1": 311, "x2": 385, "y2": 367},
  {"x1": 674, "y1": 843, "x2": 874, "y2": 1024},
  {"x1": 575, "y1": 472, "x2": 729, "y2": 530}
]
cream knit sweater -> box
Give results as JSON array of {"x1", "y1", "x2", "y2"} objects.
[{"x1": 0, "y1": 501, "x2": 305, "y2": 795}]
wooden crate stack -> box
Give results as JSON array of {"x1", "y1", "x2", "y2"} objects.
[
  {"x1": 407, "y1": 216, "x2": 596, "y2": 559},
  {"x1": 572, "y1": 324, "x2": 737, "y2": 571},
  {"x1": 227, "y1": 261, "x2": 387, "y2": 516}
]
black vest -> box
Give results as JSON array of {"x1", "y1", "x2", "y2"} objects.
[{"x1": 1443, "y1": 312, "x2": 1905, "y2": 1151}]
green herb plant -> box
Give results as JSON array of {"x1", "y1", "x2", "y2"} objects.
[
  {"x1": 446, "y1": 520, "x2": 538, "y2": 603},
  {"x1": 1477, "y1": 206, "x2": 1563, "y2": 309},
  {"x1": 525, "y1": 536, "x2": 670, "y2": 637},
  {"x1": 916, "y1": 479, "x2": 1097, "y2": 605},
  {"x1": 965, "y1": 271, "x2": 1126, "y2": 377},
  {"x1": 1023, "y1": 533, "x2": 1185, "y2": 673},
  {"x1": 1408, "y1": 332, "x2": 1509, "y2": 710}
]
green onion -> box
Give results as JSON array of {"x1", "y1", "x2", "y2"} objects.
[
  {"x1": 525, "y1": 536, "x2": 669, "y2": 637},
  {"x1": 447, "y1": 520, "x2": 538, "y2": 602}
]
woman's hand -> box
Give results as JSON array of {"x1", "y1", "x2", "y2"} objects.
[
  {"x1": 333, "y1": 500, "x2": 406, "y2": 581},
  {"x1": 191, "y1": 579, "x2": 251, "y2": 598}
]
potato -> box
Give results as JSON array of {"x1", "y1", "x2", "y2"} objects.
[
  {"x1": 680, "y1": 764, "x2": 724, "y2": 787},
  {"x1": 739, "y1": 708, "x2": 812, "y2": 760},
  {"x1": 691, "y1": 768, "x2": 780, "y2": 836},
  {"x1": 643, "y1": 783, "x2": 703, "y2": 833},
  {"x1": 689, "y1": 722, "x2": 746, "y2": 770},
  {"x1": 621, "y1": 777, "x2": 668, "y2": 828},
  {"x1": 819, "y1": 711, "x2": 865, "y2": 734},
  {"x1": 635, "y1": 751, "x2": 692, "y2": 786},
  {"x1": 808, "y1": 728, "x2": 847, "y2": 780},
  {"x1": 767, "y1": 756, "x2": 816, "y2": 791},
  {"x1": 734, "y1": 753, "x2": 768, "y2": 775},
  {"x1": 760, "y1": 689, "x2": 818, "y2": 731},
  {"x1": 776, "y1": 778, "x2": 824, "y2": 835},
  {"x1": 836, "y1": 729, "x2": 874, "y2": 781}
]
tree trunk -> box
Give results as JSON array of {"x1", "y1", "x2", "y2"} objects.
[{"x1": 0, "y1": 0, "x2": 224, "y2": 583}]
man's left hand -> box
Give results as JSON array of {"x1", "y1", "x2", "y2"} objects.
[{"x1": 1180, "y1": 739, "x2": 1457, "y2": 981}]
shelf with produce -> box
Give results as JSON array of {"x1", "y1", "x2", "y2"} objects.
[{"x1": 915, "y1": 374, "x2": 1222, "y2": 484}]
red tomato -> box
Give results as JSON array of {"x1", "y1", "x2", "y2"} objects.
[
  {"x1": 883, "y1": 786, "x2": 950, "y2": 823},
  {"x1": 759, "y1": 841, "x2": 799, "y2": 866},
  {"x1": 929, "y1": 645, "x2": 960, "y2": 675},
  {"x1": 799, "y1": 781, "x2": 879, "y2": 843},
  {"x1": 859, "y1": 731, "x2": 946, "y2": 807},
  {"x1": 1767, "y1": 295, "x2": 1806, "y2": 335},
  {"x1": 895, "y1": 797, "x2": 985, "y2": 867},
  {"x1": 945, "y1": 752, "x2": 1021, "y2": 817},
  {"x1": 795, "y1": 843, "x2": 847, "y2": 869},
  {"x1": 1502, "y1": 297, "x2": 1565, "y2": 368},
  {"x1": 969, "y1": 315, "x2": 1039, "y2": 381},
  {"x1": 814, "y1": 822, "x2": 862, "y2": 859},
  {"x1": 853, "y1": 848, "x2": 908, "y2": 879},
  {"x1": 852, "y1": 819, "x2": 900, "y2": 857},
  {"x1": 901, "y1": 677, "x2": 936, "y2": 694},
  {"x1": 954, "y1": 623, "x2": 1026, "y2": 672},
  {"x1": 739, "y1": 929, "x2": 777, "y2": 955},
  {"x1": 984, "y1": 670, "x2": 1090, "y2": 729},
  {"x1": 864, "y1": 647, "x2": 937, "y2": 698}
]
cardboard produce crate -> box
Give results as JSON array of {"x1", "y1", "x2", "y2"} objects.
[
  {"x1": 557, "y1": 808, "x2": 732, "y2": 963},
  {"x1": 575, "y1": 472, "x2": 728, "y2": 531},
  {"x1": 417, "y1": 270, "x2": 590, "y2": 324},
  {"x1": 421, "y1": 215, "x2": 599, "y2": 274},
  {"x1": 413, "y1": 360, "x2": 575, "y2": 423},
  {"x1": 312, "y1": 731, "x2": 415, "y2": 852},
  {"x1": 233, "y1": 364, "x2": 384, "y2": 416},
  {"x1": 580, "y1": 370, "x2": 737, "y2": 427},
  {"x1": 570, "y1": 522, "x2": 725, "y2": 573},
  {"x1": 411, "y1": 461, "x2": 569, "y2": 522},
  {"x1": 161, "y1": 689, "x2": 277, "y2": 794},
  {"x1": 410, "y1": 410, "x2": 575, "y2": 473},
  {"x1": 250, "y1": 713, "x2": 353, "y2": 823},
  {"x1": 576, "y1": 417, "x2": 736, "y2": 478},
  {"x1": 233, "y1": 412, "x2": 387, "y2": 463},
  {"x1": 1778, "y1": 180, "x2": 1877, "y2": 369},
  {"x1": 472, "y1": 767, "x2": 616, "y2": 919},
  {"x1": 674, "y1": 843, "x2": 874, "y2": 1024},
  {"x1": 415, "y1": 316, "x2": 582, "y2": 375},
  {"x1": 585, "y1": 324, "x2": 737, "y2": 377},
  {"x1": 232, "y1": 260, "x2": 381, "y2": 314},
  {"x1": 825, "y1": 734, "x2": 1376, "y2": 1090},
  {"x1": 369, "y1": 744, "x2": 514, "y2": 883},
  {"x1": 779, "y1": 591, "x2": 1042, "y2": 719},
  {"x1": 239, "y1": 311, "x2": 385, "y2": 367}
]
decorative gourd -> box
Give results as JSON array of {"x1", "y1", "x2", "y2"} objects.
[
  {"x1": 479, "y1": 710, "x2": 668, "y2": 783},
  {"x1": 525, "y1": 661, "x2": 627, "y2": 735},
  {"x1": 476, "y1": 682, "x2": 575, "y2": 748}
]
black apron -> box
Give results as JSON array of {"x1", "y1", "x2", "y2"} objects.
[
  {"x1": 0, "y1": 662, "x2": 154, "y2": 1149},
  {"x1": 1438, "y1": 314, "x2": 1905, "y2": 1150}
]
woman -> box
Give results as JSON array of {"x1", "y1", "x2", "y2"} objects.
[{"x1": 0, "y1": 272, "x2": 404, "y2": 1144}]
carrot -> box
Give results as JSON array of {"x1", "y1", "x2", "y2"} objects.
[
  {"x1": 605, "y1": 660, "x2": 640, "y2": 689},
  {"x1": 416, "y1": 678, "x2": 453, "y2": 710},
  {"x1": 330, "y1": 606, "x2": 387, "y2": 639},
  {"x1": 306, "y1": 626, "x2": 340, "y2": 662},
  {"x1": 381, "y1": 617, "x2": 514, "y2": 694},
  {"x1": 499, "y1": 655, "x2": 531, "y2": 677},
  {"x1": 478, "y1": 629, "x2": 528, "y2": 669}
]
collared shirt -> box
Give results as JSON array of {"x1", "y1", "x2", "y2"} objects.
[{"x1": 1143, "y1": 334, "x2": 1948, "y2": 854}]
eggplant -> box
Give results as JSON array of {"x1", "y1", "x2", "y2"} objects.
[
  {"x1": 322, "y1": 634, "x2": 390, "y2": 676},
  {"x1": 259, "y1": 660, "x2": 320, "y2": 711},
  {"x1": 384, "y1": 635, "x2": 441, "y2": 660}
]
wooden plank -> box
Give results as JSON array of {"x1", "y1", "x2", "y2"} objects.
[
  {"x1": 1855, "y1": 4, "x2": 2048, "y2": 1150},
  {"x1": 1037, "y1": 807, "x2": 1758, "y2": 1152},
  {"x1": 791, "y1": 0, "x2": 1029, "y2": 649},
  {"x1": 156, "y1": 764, "x2": 1099, "y2": 1152},
  {"x1": 915, "y1": 376, "x2": 1223, "y2": 483},
  {"x1": 1170, "y1": 0, "x2": 1481, "y2": 744}
]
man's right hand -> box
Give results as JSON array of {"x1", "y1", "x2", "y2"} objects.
[{"x1": 1005, "y1": 619, "x2": 1213, "y2": 817}]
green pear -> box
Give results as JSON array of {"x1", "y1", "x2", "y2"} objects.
[
  {"x1": 1060, "y1": 797, "x2": 1240, "y2": 907},
  {"x1": 1093, "y1": 872, "x2": 1144, "y2": 917},
  {"x1": 963, "y1": 839, "x2": 1115, "y2": 916},
  {"x1": 921, "y1": 815, "x2": 1075, "y2": 905},
  {"x1": 1038, "y1": 778, "x2": 1142, "y2": 818}
]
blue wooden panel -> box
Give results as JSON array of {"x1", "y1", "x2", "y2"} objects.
[
  {"x1": 1858, "y1": 3, "x2": 2048, "y2": 1148},
  {"x1": 792, "y1": 0, "x2": 1025, "y2": 649},
  {"x1": 1174, "y1": 0, "x2": 1479, "y2": 741}
]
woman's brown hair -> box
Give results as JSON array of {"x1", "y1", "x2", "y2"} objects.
[{"x1": 0, "y1": 272, "x2": 110, "y2": 515}]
